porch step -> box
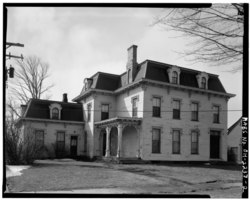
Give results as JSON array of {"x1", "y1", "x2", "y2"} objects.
[
  {"x1": 98, "y1": 156, "x2": 150, "y2": 164},
  {"x1": 118, "y1": 158, "x2": 150, "y2": 164},
  {"x1": 102, "y1": 156, "x2": 119, "y2": 163}
]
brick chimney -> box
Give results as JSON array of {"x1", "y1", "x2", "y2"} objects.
[
  {"x1": 126, "y1": 45, "x2": 138, "y2": 84},
  {"x1": 21, "y1": 105, "x2": 27, "y2": 116},
  {"x1": 63, "y1": 93, "x2": 68, "y2": 103}
]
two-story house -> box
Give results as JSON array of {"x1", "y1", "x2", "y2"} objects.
[{"x1": 72, "y1": 45, "x2": 235, "y2": 162}]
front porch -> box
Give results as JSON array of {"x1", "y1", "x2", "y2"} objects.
[{"x1": 95, "y1": 117, "x2": 142, "y2": 161}]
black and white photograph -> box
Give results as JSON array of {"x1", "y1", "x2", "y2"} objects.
[{"x1": 3, "y1": 3, "x2": 247, "y2": 198}]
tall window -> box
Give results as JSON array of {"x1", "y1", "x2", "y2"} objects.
[
  {"x1": 152, "y1": 128, "x2": 161, "y2": 153},
  {"x1": 101, "y1": 104, "x2": 109, "y2": 120},
  {"x1": 152, "y1": 97, "x2": 161, "y2": 117},
  {"x1": 172, "y1": 71, "x2": 178, "y2": 84},
  {"x1": 173, "y1": 100, "x2": 181, "y2": 119},
  {"x1": 56, "y1": 131, "x2": 65, "y2": 154},
  {"x1": 35, "y1": 130, "x2": 44, "y2": 147},
  {"x1": 172, "y1": 130, "x2": 180, "y2": 154},
  {"x1": 201, "y1": 77, "x2": 206, "y2": 89},
  {"x1": 87, "y1": 103, "x2": 92, "y2": 122},
  {"x1": 191, "y1": 131, "x2": 199, "y2": 154},
  {"x1": 191, "y1": 103, "x2": 199, "y2": 121},
  {"x1": 213, "y1": 105, "x2": 220, "y2": 123},
  {"x1": 132, "y1": 98, "x2": 138, "y2": 117},
  {"x1": 52, "y1": 108, "x2": 59, "y2": 119}
]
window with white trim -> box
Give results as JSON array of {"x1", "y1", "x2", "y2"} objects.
[
  {"x1": 172, "y1": 130, "x2": 181, "y2": 154},
  {"x1": 172, "y1": 71, "x2": 178, "y2": 84},
  {"x1": 152, "y1": 97, "x2": 161, "y2": 117},
  {"x1": 213, "y1": 105, "x2": 220, "y2": 123},
  {"x1": 173, "y1": 100, "x2": 181, "y2": 119},
  {"x1": 201, "y1": 77, "x2": 206, "y2": 89},
  {"x1": 87, "y1": 103, "x2": 92, "y2": 122},
  {"x1": 152, "y1": 128, "x2": 161, "y2": 153},
  {"x1": 101, "y1": 104, "x2": 109, "y2": 120},
  {"x1": 49, "y1": 103, "x2": 62, "y2": 120},
  {"x1": 132, "y1": 97, "x2": 138, "y2": 117},
  {"x1": 191, "y1": 102, "x2": 199, "y2": 121},
  {"x1": 191, "y1": 131, "x2": 199, "y2": 154},
  {"x1": 35, "y1": 130, "x2": 44, "y2": 147},
  {"x1": 52, "y1": 108, "x2": 59, "y2": 119}
]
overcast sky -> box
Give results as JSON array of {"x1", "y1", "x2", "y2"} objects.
[{"x1": 6, "y1": 6, "x2": 242, "y2": 127}]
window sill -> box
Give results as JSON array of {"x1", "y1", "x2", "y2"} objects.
[{"x1": 152, "y1": 116, "x2": 161, "y2": 118}]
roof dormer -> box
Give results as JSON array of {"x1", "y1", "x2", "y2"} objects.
[
  {"x1": 167, "y1": 66, "x2": 181, "y2": 84},
  {"x1": 196, "y1": 72, "x2": 209, "y2": 89},
  {"x1": 83, "y1": 78, "x2": 93, "y2": 91},
  {"x1": 49, "y1": 103, "x2": 62, "y2": 120}
]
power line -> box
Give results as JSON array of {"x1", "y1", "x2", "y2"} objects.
[{"x1": 25, "y1": 108, "x2": 242, "y2": 113}]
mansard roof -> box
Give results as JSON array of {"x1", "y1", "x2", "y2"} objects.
[
  {"x1": 74, "y1": 59, "x2": 228, "y2": 101},
  {"x1": 23, "y1": 99, "x2": 83, "y2": 122}
]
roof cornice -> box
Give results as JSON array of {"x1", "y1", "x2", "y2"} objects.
[
  {"x1": 142, "y1": 78, "x2": 235, "y2": 98},
  {"x1": 18, "y1": 117, "x2": 85, "y2": 125},
  {"x1": 73, "y1": 77, "x2": 235, "y2": 102},
  {"x1": 72, "y1": 89, "x2": 115, "y2": 102}
]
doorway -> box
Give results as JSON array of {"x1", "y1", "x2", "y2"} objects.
[
  {"x1": 210, "y1": 131, "x2": 220, "y2": 159},
  {"x1": 70, "y1": 136, "x2": 78, "y2": 157}
]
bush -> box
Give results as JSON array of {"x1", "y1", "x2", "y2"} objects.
[
  {"x1": 5, "y1": 125, "x2": 47, "y2": 165},
  {"x1": 5, "y1": 126, "x2": 23, "y2": 165}
]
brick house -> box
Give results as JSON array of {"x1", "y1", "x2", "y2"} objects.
[{"x1": 17, "y1": 45, "x2": 235, "y2": 162}]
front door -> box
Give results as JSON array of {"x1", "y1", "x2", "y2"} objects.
[
  {"x1": 210, "y1": 131, "x2": 220, "y2": 159},
  {"x1": 70, "y1": 136, "x2": 78, "y2": 157}
]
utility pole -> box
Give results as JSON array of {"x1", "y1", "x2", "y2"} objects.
[{"x1": 5, "y1": 42, "x2": 24, "y2": 83}]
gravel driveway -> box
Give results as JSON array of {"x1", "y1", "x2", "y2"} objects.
[{"x1": 6, "y1": 159, "x2": 242, "y2": 198}]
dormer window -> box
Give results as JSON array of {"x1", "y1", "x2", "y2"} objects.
[
  {"x1": 172, "y1": 71, "x2": 178, "y2": 84},
  {"x1": 167, "y1": 66, "x2": 181, "y2": 85},
  {"x1": 201, "y1": 77, "x2": 206, "y2": 89},
  {"x1": 49, "y1": 103, "x2": 62, "y2": 120},
  {"x1": 52, "y1": 108, "x2": 59, "y2": 119},
  {"x1": 196, "y1": 72, "x2": 209, "y2": 89},
  {"x1": 84, "y1": 78, "x2": 93, "y2": 91}
]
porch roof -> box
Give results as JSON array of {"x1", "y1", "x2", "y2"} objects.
[{"x1": 95, "y1": 117, "x2": 142, "y2": 128}]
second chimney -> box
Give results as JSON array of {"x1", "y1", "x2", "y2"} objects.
[
  {"x1": 21, "y1": 104, "x2": 27, "y2": 116},
  {"x1": 126, "y1": 45, "x2": 138, "y2": 83},
  {"x1": 63, "y1": 93, "x2": 68, "y2": 103}
]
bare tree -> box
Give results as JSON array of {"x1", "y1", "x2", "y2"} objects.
[
  {"x1": 153, "y1": 3, "x2": 244, "y2": 72},
  {"x1": 9, "y1": 55, "x2": 54, "y2": 105}
]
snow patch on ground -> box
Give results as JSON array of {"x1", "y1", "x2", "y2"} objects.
[{"x1": 6, "y1": 165, "x2": 30, "y2": 178}]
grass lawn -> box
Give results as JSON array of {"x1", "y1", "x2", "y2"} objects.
[{"x1": 6, "y1": 159, "x2": 242, "y2": 197}]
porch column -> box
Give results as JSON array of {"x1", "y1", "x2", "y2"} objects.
[
  {"x1": 116, "y1": 124, "x2": 123, "y2": 158},
  {"x1": 105, "y1": 126, "x2": 111, "y2": 157},
  {"x1": 135, "y1": 125, "x2": 141, "y2": 158}
]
